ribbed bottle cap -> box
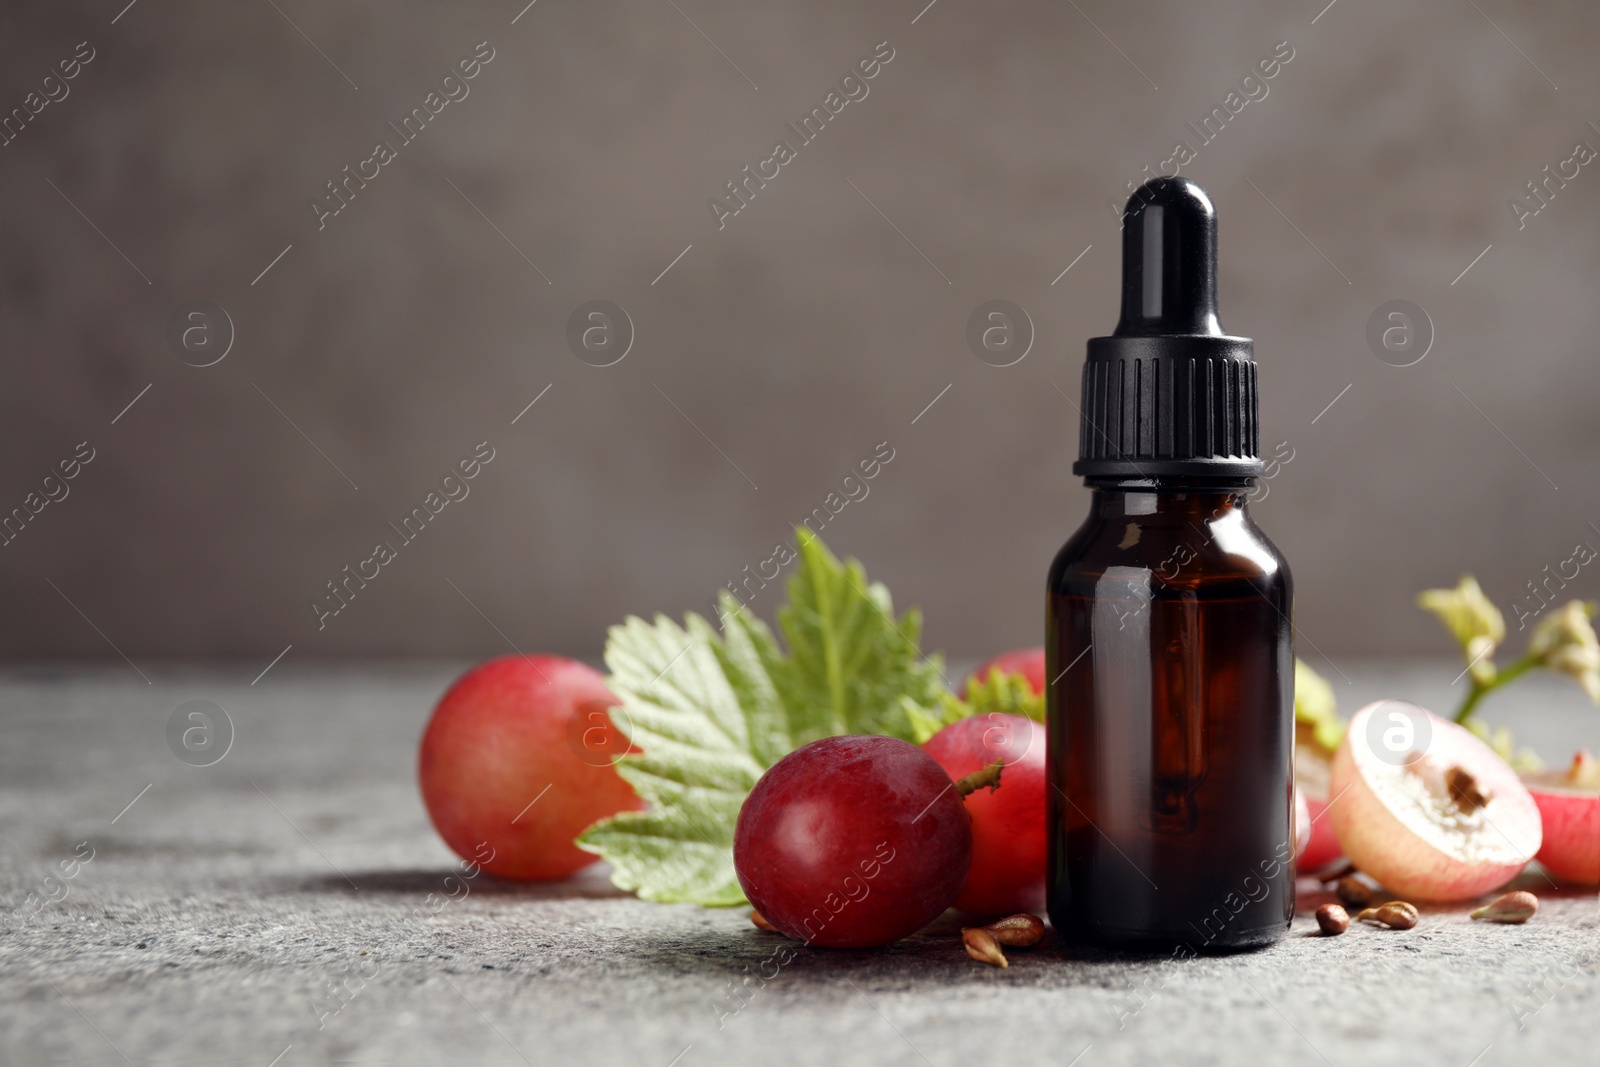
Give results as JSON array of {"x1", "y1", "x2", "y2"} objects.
[{"x1": 1073, "y1": 178, "x2": 1263, "y2": 481}]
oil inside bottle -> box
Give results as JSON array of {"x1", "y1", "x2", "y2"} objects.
[{"x1": 1047, "y1": 489, "x2": 1293, "y2": 950}]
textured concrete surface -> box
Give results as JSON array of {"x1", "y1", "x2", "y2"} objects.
[
  {"x1": 3, "y1": 1, "x2": 1600, "y2": 664},
  {"x1": 2, "y1": 663, "x2": 1597, "y2": 1066}
]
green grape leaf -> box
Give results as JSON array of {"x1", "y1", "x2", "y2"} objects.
[
  {"x1": 576, "y1": 531, "x2": 946, "y2": 905},
  {"x1": 958, "y1": 668, "x2": 1046, "y2": 722}
]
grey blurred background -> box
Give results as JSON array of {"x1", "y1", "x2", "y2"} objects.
[{"x1": 1, "y1": 0, "x2": 1596, "y2": 672}]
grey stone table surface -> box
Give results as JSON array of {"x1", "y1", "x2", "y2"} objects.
[{"x1": 1, "y1": 662, "x2": 1596, "y2": 1067}]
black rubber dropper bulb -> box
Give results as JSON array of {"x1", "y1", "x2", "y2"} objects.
[
  {"x1": 1073, "y1": 176, "x2": 1262, "y2": 480},
  {"x1": 1115, "y1": 177, "x2": 1223, "y2": 338}
]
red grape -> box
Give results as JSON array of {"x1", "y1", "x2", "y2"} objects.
[
  {"x1": 923, "y1": 713, "x2": 1046, "y2": 915},
  {"x1": 1527, "y1": 750, "x2": 1600, "y2": 885},
  {"x1": 964, "y1": 647, "x2": 1046, "y2": 700},
  {"x1": 1296, "y1": 792, "x2": 1343, "y2": 872},
  {"x1": 419, "y1": 655, "x2": 643, "y2": 880},
  {"x1": 733, "y1": 735, "x2": 972, "y2": 948}
]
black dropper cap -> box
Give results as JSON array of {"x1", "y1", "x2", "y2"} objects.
[{"x1": 1073, "y1": 177, "x2": 1263, "y2": 481}]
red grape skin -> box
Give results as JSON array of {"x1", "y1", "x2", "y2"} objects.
[
  {"x1": 733, "y1": 736, "x2": 972, "y2": 948},
  {"x1": 923, "y1": 714, "x2": 1047, "y2": 916},
  {"x1": 419, "y1": 655, "x2": 643, "y2": 880},
  {"x1": 1297, "y1": 793, "x2": 1343, "y2": 872}
]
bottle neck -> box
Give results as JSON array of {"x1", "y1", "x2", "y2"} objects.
[{"x1": 1084, "y1": 479, "x2": 1253, "y2": 521}]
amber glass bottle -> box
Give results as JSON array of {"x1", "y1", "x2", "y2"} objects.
[{"x1": 1046, "y1": 178, "x2": 1294, "y2": 950}]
